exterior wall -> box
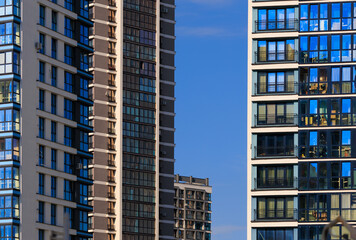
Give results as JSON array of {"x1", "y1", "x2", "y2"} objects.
[
  {"x1": 248, "y1": 1, "x2": 356, "y2": 240},
  {"x1": 90, "y1": 0, "x2": 176, "y2": 239}
]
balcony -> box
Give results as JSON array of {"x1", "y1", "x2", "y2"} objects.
[
  {"x1": 108, "y1": 112, "x2": 116, "y2": 119},
  {"x1": 108, "y1": 176, "x2": 115, "y2": 183},
  {"x1": 108, "y1": 0, "x2": 116, "y2": 7},
  {"x1": 254, "y1": 146, "x2": 297, "y2": 159},
  {"x1": 108, "y1": 15, "x2": 115, "y2": 22},
  {"x1": 108, "y1": 144, "x2": 115, "y2": 151},
  {"x1": 108, "y1": 79, "x2": 115, "y2": 86},
  {"x1": 108, "y1": 128, "x2": 116, "y2": 134},
  {"x1": 108, "y1": 160, "x2": 115, "y2": 166},
  {"x1": 255, "y1": 19, "x2": 299, "y2": 33},
  {"x1": 108, "y1": 64, "x2": 116, "y2": 70},
  {"x1": 108, "y1": 96, "x2": 115, "y2": 103},
  {"x1": 107, "y1": 192, "x2": 115, "y2": 199},
  {"x1": 107, "y1": 224, "x2": 115, "y2": 231},
  {"x1": 253, "y1": 209, "x2": 298, "y2": 222},
  {"x1": 253, "y1": 177, "x2": 298, "y2": 190},
  {"x1": 108, "y1": 208, "x2": 115, "y2": 215},
  {"x1": 254, "y1": 50, "x2": 298, "y2": 64},
  {"x1": 109, "y1": 32, "x2": 116, "y2": 39},
  {"x1": 254, "y1": 114, "x2": 298, "y2": 127},
  {"x1": 253, "y1": 82, "x2": 298, "y2": 96},
  {"x1": 108, "y1": 48, "x2": 116, "y2": 55}
]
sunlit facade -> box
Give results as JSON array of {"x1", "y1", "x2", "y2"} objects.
[{"x1": 248, "y1": 1, "x2": 356, "y2": 239}]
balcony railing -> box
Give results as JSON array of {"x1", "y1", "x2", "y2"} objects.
[
  {"x1": 108, "y1": 64, "x2": 116, "y2": 70},
  {"x1": 253, "y1": 177, "x2": 298, "y2": 190},
  {"x1": 108, "y1": 160, "x2": 115, "y2": 166},
  {"x1": 108, "y1": 144, "x2": 115, "y2": 150},
  {"x1": 108, "y1": 112, "x2": 116, "y2": 119},
  {"x1": 108, "y1": 0, "x2": 116, "y2": 7},
  {"x1": 108, "y1": 128, "x2": 115, "y2": 134},
  {"x1": 253, "y1": 82, "x2": 298, "y2": 96},
  {"x1": 254, "y1": 50, "x2": 298, "y2": 64},
  {"x1": 108, "y1": 48, "x2": 116, "y2": 54},
  {"x1": 108, "y1": 15, "x2": 115, "y2": 22},
  {"x1": 107, "y1": 224, "x2": 115, "y2": 231},
  {"x1": 255, "y1": 19, "x2": 299, "y2": 32},
  {"x1": 108, "y1": 79, "x2": 115, "y2": 86},
  {"x1": 254, "y1": 114, "x2": 298, "y2": 127},
  {"x1": 108, "y1": 176, "x2": 115, "y2": 183},
  {"x1": 107, "y1": 192, "x2": 115, "y2": 198},
  {"x1": 253, "y1": 209, "x2": 298, "y2": 221},
  {"x1": 254, "y1": 146, "x2": 297, "y2": 159},
  {"x1": 108, "y1": 96, "x2": 115, "y2": 102},
  {"x1": 108, "y1": 208, "x2": 115, "y2": 215}
]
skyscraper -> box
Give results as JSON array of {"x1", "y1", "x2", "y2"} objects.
[
  {"x1": 248, "y1": 0, "x2": 356, "y2": 239},
  {"x1": 174, "y1": 175, "x2": 212, "y2": 240},
  {"x1": 21, "y1": 1, "x2": 93, "y2": 240},
  {"x1": 90, "y1": 1, "x2": 176, "y2": 240}
]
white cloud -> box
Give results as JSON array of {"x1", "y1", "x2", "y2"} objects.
[
  {"x1": 213, "y1": 225, "x2": 245, "y2": 235},
  {"x1": 177, "y1": 26, "x2": 243, "y2": 37}
]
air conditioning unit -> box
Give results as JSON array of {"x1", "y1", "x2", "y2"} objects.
[{"x1": 35, "y1": 42, "x2": 43, "y2": 51}]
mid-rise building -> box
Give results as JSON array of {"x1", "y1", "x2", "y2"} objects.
[
  {"x1": 89, "y1": 0, "x2": 176, "y2": 240},
  {"x1": 174, "y1": 175, "x2": 212, "y2": 240},
  {"x1": 248, "y1": 0, "x2": 356, "y2": 239}
]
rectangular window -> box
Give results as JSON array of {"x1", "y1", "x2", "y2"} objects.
[
  {"x1": 257, "y1": 71, "x2": 295, "y2": 95},
  {"x1": 0, "y1": 51, "x2": 20, "y2": 75},
  {"x1": 39, "y1": 145, "x2": 44, "y2": 166},
  {"x1": 39, "y1": 33, "x2": 45, "y2": 54},
  {"x1": 51, "y1": 11, "x2": 57, "y2": 31},
  {"x1": 257, "y1": 197, "x2": 294, "y2": 220},
  {"x1": 51, "y1": 176, "x2": 57, "y2": 198},
  {"x1": 80, "y1": 52, "x2": 89, "y2": 71},
  {"x1": 65, "y1": 0, "x2": 73, "y2": 11},
  {"x1": 64, "y1": 72, "x2": 73, "y2": 92},
  {"x1": 80, "y1": 25, "x2": 89, "y2": 45},
  {"x1": 80, "y1": 0, "x2": 89, "y2": 18},
  {"x1": 38, "y1": 201, "x2": 44, "y2": 223},
  {"x1": 51, "y1": 94, "x2": 56, "y2": 114},
  {"x1": 64, "y1": 207, "x2": 73, "y2": 228},
  {"x1": 64, "y1": 180, "x2": 73, "y2": 201},
  {"x1": 51, "y1": 149, "x2": 56, "y2": 170},
  {"x1": 39, "y1": 61, "x2": 45, "y2": 82},
  {"x1": 80, "y1": 104, "x2": 89, "y2": 125},
  {"x1": 257, "y1": 134, "x2": 295, "y2": 157},
  {"x1": 0, "y1": 22, "x2": 20, "y2": 46},
  {"x1": 257, "y1": 103, "x2": 295, "y2": 126},
  {"x1": 51, "y1": 121, "x2": 56, "y2": 142},
  {"x1": 79, "y1": 184, "x2": 88, "y2": 204},
  {"x1": 51, "y1": 38, "x2": 57, "y2": 59},
  {"x1": 258, "y1": 40, "x2": 295, "y2": 62},
  {"x1": 64, "y1": 99, "x2": 73, "y2": 120},
  {"x1": 39, "y1": 90, "x2": 44, "y2": 111},
  {"x1": 80, "y1": 131, "x2": 89, "y2": 151},
  {"x1": 50, "y1": 204, "x2": 56, "y2": 225},
  {"x1": 38, "y1": 173, "x2": 44, "y2": 195},
  {"x1": 51, "y1": 66, "x2": 57, "y2": 87},
  {"x1": 80, "y1": 78, "x2": 89, "y2": 98},
  {"x1": 256, "y1": 229, "x2": 294, "y2": 240},
  {"x1": 38, "y1": 117, "x2": 44, "y2": 139},
  {"x1": 39, "y1": 229, "x2": 44, "y2": 240},
  {"x1": 257, "y1": 8, "x2": 295, "y2": 31},
  {"x1": 39, "y1": 5, "x2": 45, "y2": 26},
  {"x1": 65, "y1": 45, "x2": 73, "y2": 65},
  {"x1": 65, "y1": 17, "x2": 73, "y2": 38},
  {"x1": 64, "y1": 153, "x2": 73, "y2": 174},
  {"x1": 79, "y1": 210, "x2": 88, "y2": 231},
  {"x1": 64, "y1": 126, "x2": 72, "y2": 147}
]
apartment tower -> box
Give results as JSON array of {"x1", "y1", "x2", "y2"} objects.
[
  {"x1": 174, "y1": 175, "x2": 212, "y2": 240},
  {"x1": 90, "y1": 0, "x2": 176, "y2": 240},
  {"x1": 6, "y1": 0, "x2": 96, "y2": 240},
  {"x1": 248, "y1": 0, "x2": 356, "y2": 239}
]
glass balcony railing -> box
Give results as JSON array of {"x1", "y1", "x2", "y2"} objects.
[
  {"x1": 253, "y1": 209, "x2": 298, "y2": 221},
  {"x1": 254, "y1": 50, "x2": 298, "y2": 63},
  {"x1": 254, "y1": 146, "x2": 297, "y2": 159},
  {"x1": 254, "y1": 114, "x2": 298, "y2": 127},
  {"x1": 255, "y1": 19, "x2": 299, "y2": 32},
  {"x1": 254, "y1": 177, "x2": 298, "y2": 190}
]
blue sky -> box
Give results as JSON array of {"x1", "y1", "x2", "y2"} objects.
[{"x1": 174, "y1": 0, "x2": 248, "y2": 239}]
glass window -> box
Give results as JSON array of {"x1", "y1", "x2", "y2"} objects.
[{"x1": 39, "y1": 5, "x2": 45, "y2": 26}]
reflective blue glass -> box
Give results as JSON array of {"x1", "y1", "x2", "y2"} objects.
[
  {"x1": 332, "y1": 68, "x2": 340, "y2": 82},
  {"x1": 310, "y1": 68, "x2": 318, "y2": 82},
  {"x1": 332, "y1": 3, "x2": 341, "y2": 18},
  {"x1": 342, "y1": 162, "x2": 351, "y2": 176},
  {"x1": 300, "y1": 36, "x2": 308, "y2": 51},
  {"x1": 342, "y1": 130, "x2": 351, "y2": 145},
  {"x1": 343, "y1": 3, "x2": 351, "y2": 18},
  {"x1": 342, "y1": 99, "x2": 351, "y2": 113},
  {"x1": 258, "y1": 9, "x2": 266, "y2": 30},
  {"x1": 310, "y1": 37, "x2": 318, "y2": 51},
  {"x1": 343, "y1": 67, "x2": 351, "y2": 81},
  {"x1": 310, "y1": 100, "x2": 318, "y2": 114},
  {"x1": 310, "y1": 131, "x2": 318, "y2": 146}
]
